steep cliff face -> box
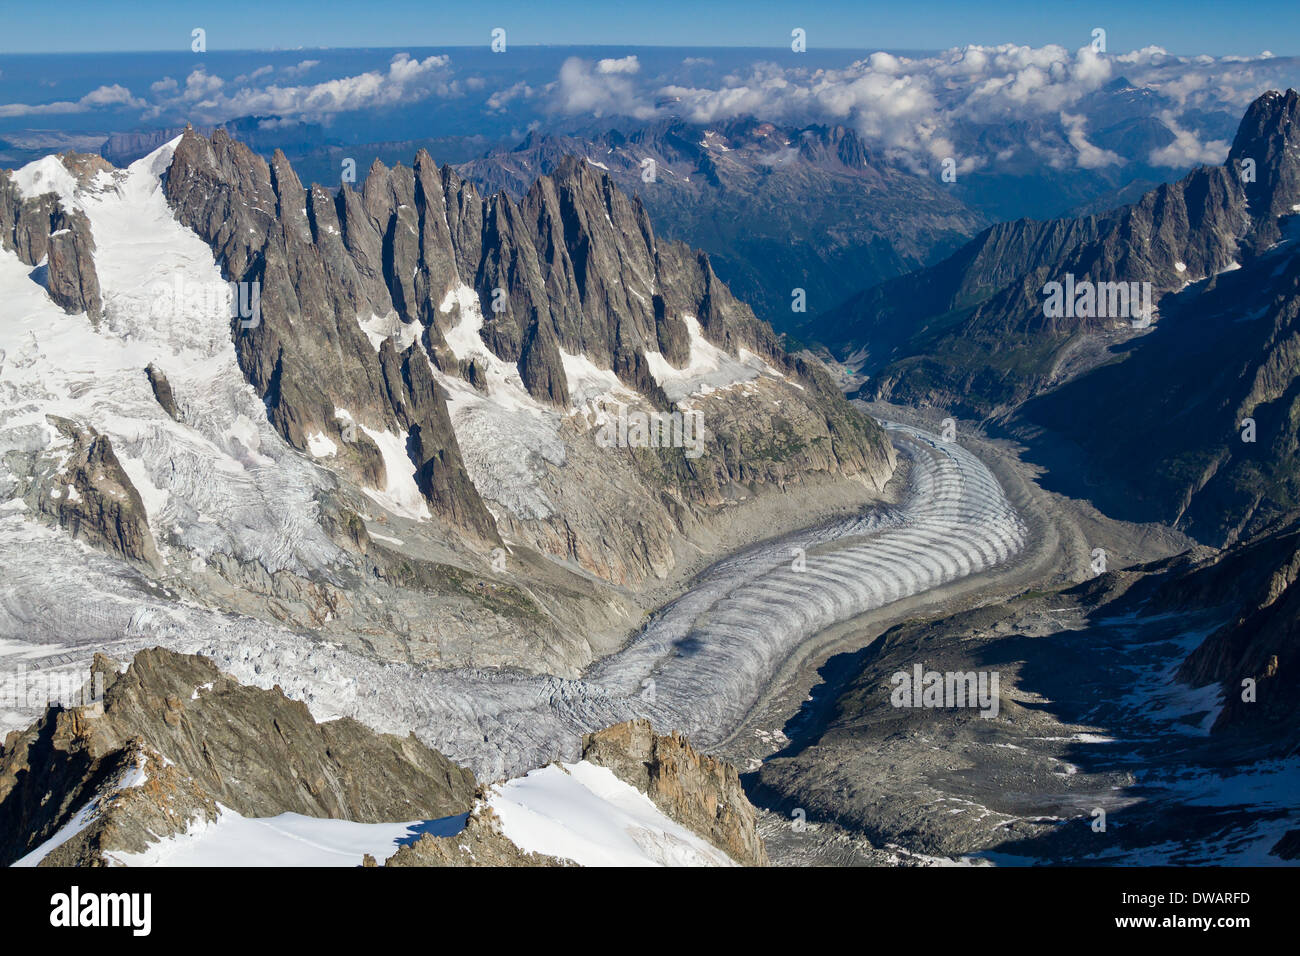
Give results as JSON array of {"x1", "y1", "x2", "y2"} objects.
[
  {"x1": 162, "y1": 129, "x2": 498, "y2": 544},
  {"x1": 1234, "y1": 89, "x2": 1300, "y2": 254},
  {"x1": 1163, "y1": 516, "x2": 1300, "y2": 747},
  {"x1": 0, "y1": 155, "x2": 104, "y2": 320},
  {"x1": 34, "y1": 418, "x2": 161, "y2": 568},
  {"x1": 161, "y1": 127, "x2": 895, "y2": 585}
]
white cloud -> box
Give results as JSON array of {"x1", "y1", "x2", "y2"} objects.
[
  {"x1": 486, "y1": 81, "x2": 534, "y2": 113},
  {"x1": 144, "y1": 53, "x2": 458, "y2": 123},
  {"x1": 183, "y1": 68, "x2": 225, "y2": 101},
  {"x1": 281, "y1": 59, "x2": 320, "y2": 78},
  {"x1": 561, "y1": 43, "x2": 1297, "y2": 172},
  {"x1": 0, "y1": 83, "x2": 143, "y2": 118},
  {"x1": 1148, "y1": 111, "x2": 1231, "y2": 166},
  {"x1": 596, "y1": 55, "x2": 640, "y2": 75},
  {"x1": 1060, "y1": 112, "x2": 1124, "y2": 169},
  {"x1": 551, "y1": 56, "x2": 656, "y2": 120}
]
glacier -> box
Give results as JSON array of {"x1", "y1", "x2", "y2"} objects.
[{"x1": 0, "y1": 142, "x2": 1028, "y2": 784}]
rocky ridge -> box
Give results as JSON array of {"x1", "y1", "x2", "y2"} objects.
[
  {"x1": 0, "y1": 649, "x2": 767, "y2": 867},
  {"x1": 0, "y1": 647, "x2": 478, "y2": 866},
  {"x1": 160, "y1": 126, "x2": 895, "y2": 585},
  {"x1": 0, "y1": 155, "x2": 105, "y2": 319},
  {"x1": 812, "y1": 90, "x2": 1300, "y2": 421},
  {"x1": 580, "y1": 718, "x2": 768, "y2": 866}
]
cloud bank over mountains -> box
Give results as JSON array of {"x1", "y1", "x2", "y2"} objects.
[
  {"x1": 547, "y1": 44, "x2": 1291, "y2": 170},
  {"x1": 2, "y1": 44, "x2": 1296, "y2": 172}
]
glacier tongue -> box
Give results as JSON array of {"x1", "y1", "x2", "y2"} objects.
[{"x1": 179, "y1": 425, "x2": 1022, "y2": 781}]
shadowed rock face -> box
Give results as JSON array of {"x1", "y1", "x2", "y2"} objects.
[
  {"x1": 0, "y1": 159, "x2": 103, "y2": 320},
  {"x1": 163, "y1": 129, "x2": 498, "y2": 543},
  {"x1": 581, "y1": 718, "x2": 768, "y2": 866},
  {"x1": 1020, "y1": 237, "x2": 1300, "y2": 546},
  {"x1": 0, "y1": 648, "x2": 478, "y2": 866},
  {"x1": 1166, "y1": 514, "x2": 1300, "y2": 744},
  {"x1": 1235, "y1": 89, "x2": 1300, "y2": 254},
  {"x1": 35, "y1": 418, "x2": 160, "y2": 568}
]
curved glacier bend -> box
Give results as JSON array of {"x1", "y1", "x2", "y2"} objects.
[
  {"x1": 0, "y1": 424, "x2": 1026, "y2": 782},
  {"x1": 193, "y1": 423, "x2": 1026, "y2": 779}
]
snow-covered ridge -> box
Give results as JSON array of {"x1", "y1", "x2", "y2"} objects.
[
  {"x1": 0, "y1": 142, "x2": 341, "y2": 580},
  {"x1": 487, "y1": 761, "x2": 736, "y2": 866}
]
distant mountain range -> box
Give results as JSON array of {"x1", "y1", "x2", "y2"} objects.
[
  {"x1": 457, "y1": 118, "x2": 986, "y2": 330},
  {"x1": 808, "y1": 89, "x2": 1300, "y2": 547}
]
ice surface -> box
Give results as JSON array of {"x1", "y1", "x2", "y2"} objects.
[
  {"x1": 104, "y1": 810, "x2": 468, "y2": 867},
  {"x1": 487, "y1": 761, "x2": 736, "y2": 866},
  {"x1": 0, "y1": 422, "x2": 1028, "y2": 784}
]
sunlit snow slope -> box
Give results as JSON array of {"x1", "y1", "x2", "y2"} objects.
[{"x1": 14, "y1": 759, "x2": 732, "y2": 867}]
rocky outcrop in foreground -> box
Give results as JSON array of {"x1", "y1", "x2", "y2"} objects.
[
  {"x1": 1, "y1": 652, "x2": 767, "y2": 866},
  {"x1": 381, "y1": 803, "x2": 571, "y2": 868},
  {"x1": 581, "y1": 719, "x2": 768, "y2": 866},
  {"x1": 0, "y1": 648, "x2": 477, "y2": 866}
]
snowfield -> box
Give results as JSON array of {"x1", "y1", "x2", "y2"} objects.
[
  {"x1": 15, "y1": 758, "x2": 731, "y2": 867},
  {"x1": 0, "y1": 140, "x2": 342, "y2": 580},
  {"x1": 487, "y1": 761, "x2": 736, "y2": 866}
]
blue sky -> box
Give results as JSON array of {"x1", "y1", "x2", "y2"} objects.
[{"x1": 3, "y1": 0, "x2": 1295, "y2": 55}]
